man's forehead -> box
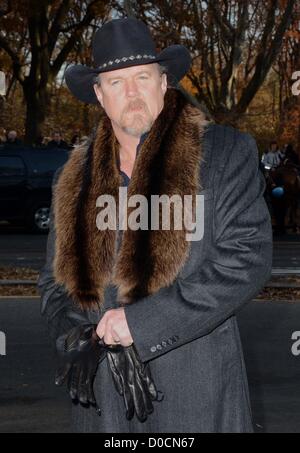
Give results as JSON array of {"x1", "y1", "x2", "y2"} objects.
[{"x1": 100, "y1": 63, "x2": 159, "y2": 80}]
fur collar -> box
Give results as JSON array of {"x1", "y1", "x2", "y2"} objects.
[{"x1": 52, "y1": 88, "x2": 211, "y2": 311}]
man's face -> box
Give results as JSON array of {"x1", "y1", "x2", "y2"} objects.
[
  {"x1": 8, "y1": 131, "x2": 17, "y2": 141},
  {"x1": 93, "y1": 63, "x2": 167, "y2": 137},
  {"x1": 271, "y1": 143, "x2": 277, "y2": 152},
  {"x1": 53, "y1": 133, "x2": 61, "y2": 142}
]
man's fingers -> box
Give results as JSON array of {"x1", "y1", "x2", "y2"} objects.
[
  {"x1": 55, "y1": 362, "x2": 72, "y2": 386},
  {"x1": 68, "y1": 363, "x2": 80, "y2": 400},
  {"x1": 107, "y1": 351, "x2": 124, "y2": 395},
  {"x1": 140, "y1": 363, "x2": 161, "y2": 401},
  {"x1": 96, "y1": 313, "x2": 108, "y2": 339},
  {"x1": 104, "y1": 333, "x2": 120, "y2": 346},
  {"x1": 121, "y1": 376, "x2": 135, "y2": 421},
  {"x1": 78, "y1": 368, "x2": 89, "y2": 405},
  {"x1": 128, "y1": 345, "x2": 161, "y2": 401},
  {"x1": 136, "y1": 368, "x2": 154, "y2": 416},
  {"x1": 96, "y1": 309, "x2": 133, "y2": 346},
  {"x1": 106, "y1": 344, "x2": 162, "y2": 423},
  {"x1": 125, "y1": 348, "x2": 149, "y2": 422},
  {"x1": 96, "y1": 310, "x2": 111, "y2": 339},
  {"x1": 107, "y1": 349, "x2": 134, "y2": 420},
  {"x1": 87, "y1": 379, "x2": 97, "y2": 406}
]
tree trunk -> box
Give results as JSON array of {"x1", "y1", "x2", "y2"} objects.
[{"x1": 23, "y1": 79, "x2": 49, "y2": 145}]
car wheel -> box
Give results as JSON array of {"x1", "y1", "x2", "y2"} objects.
[{"x1": 27, "y1": 204, "x2": 50, "y2": 233}]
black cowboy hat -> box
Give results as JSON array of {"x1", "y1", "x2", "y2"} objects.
[{"x1": 65, "y1": 17, "x2": 191, "y2": 104}]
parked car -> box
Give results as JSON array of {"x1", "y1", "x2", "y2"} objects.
[{"x1": 0, "y1": 145, "x2": 69, "y2": 233}]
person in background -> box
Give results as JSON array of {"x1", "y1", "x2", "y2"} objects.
[
  {"x1": 71, "y1": 134, "x2": 80, "y2": 147},
  {"x1": 35, "y1": 135, "x2": 47, "y2": 148},
  {"x1": 0, "y1": 128, "x2": 7, "y2": 144},
  {"x1": 5, "y1": 130, "x2": 22, "y2": 146},
  {"x1": 284, "y1": 143, "x2": 299, "y2": 168},
  {"x1": 261, "y1": 140, "x2": 284, "y2": 170},
  {"x1": 47, "y1": 131, "x2": 70, "y2": 149}
]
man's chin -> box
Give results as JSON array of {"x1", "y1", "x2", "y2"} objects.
[
  {"x1": 122, "y1": 127, "x2": 149, "y2": 138},
  {"x1": 122, "y1": 121, "x2": 152, "y2": 138}
]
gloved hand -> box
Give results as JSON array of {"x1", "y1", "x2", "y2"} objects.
[
  {"x1": 104, "y1": 340, "x2": 164, "y2": 422},
  {"x1": 55, "y1": 324, "x2": 107, "y2": 414}
]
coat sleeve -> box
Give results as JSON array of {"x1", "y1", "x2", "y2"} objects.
[
  {"x1": 124, "y1": 130, "x2": 273, "y2": 362},
  {"x1": 37, "y1": 167, "x2": 91, "y2": 350}
]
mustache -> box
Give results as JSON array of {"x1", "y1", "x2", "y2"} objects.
[{"x1": 124, "y1": 99, "x2": 147, "y2": 112}]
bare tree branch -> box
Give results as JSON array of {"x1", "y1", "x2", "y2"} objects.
[
  {"x1": 0, "y1": 0, "x2": 12, "y2": 18},
  {"x1": 0, "y1": 33, "x2": 23, "y2": 83},
  {"x1": 48, "y1": 0, "x2": 72, "y2": 54},
  {"x1": 236, "y1": 0, "x2": 296, "y2": 114},
  {"x1": 124, "y1": 0, "x2": 136, "y2": 17}
]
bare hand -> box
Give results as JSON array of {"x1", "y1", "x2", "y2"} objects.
[{"x1": 96, "y1": 308, "x2": 134, "y2": 347}]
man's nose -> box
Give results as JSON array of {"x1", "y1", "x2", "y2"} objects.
[{"x1": 125, "y1": 78, "x2": 139, "y2": 96}]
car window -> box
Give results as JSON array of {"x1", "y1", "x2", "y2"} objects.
[
  {"x1": 0, "y1": 156, "x2": 26, "y2": 176},
  {"x1": 28, "y1": 150, "x2": 69, "y2": 175}
]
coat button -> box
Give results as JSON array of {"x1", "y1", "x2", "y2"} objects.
[
  {"x1": 167, "y1": 338, "x2": 174, "y2": 345},
  {"x1": 150, "y1": 346, "x2": 156, "y2": 353},
  {"x1": 156, "y1": 344, "x2": 162, "y2": 350},
  {"x1": 161, "y1": 341, "x2": 167, "y2": 347}
]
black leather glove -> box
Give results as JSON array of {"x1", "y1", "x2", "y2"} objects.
[
  {"x1": 104, "y1": 341, "x2": 164, "y2": 422},
  {"x1": 55, "y1": 324, "x2": 107, "y2": 414}
]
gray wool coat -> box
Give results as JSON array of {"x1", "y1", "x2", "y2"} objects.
[{"x1": 37, "y1": 123, "x2": 273, "y2": 433}]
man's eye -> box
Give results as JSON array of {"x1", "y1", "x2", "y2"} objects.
[
  {"x1": 111, "y1": 80, "x2": 120, "y2": 85},
  {"x1": 139, "y1": 76, "x2": 148, "y2": 79}
]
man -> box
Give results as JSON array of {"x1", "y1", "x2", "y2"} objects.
[
  {"x1": 47, "y1": 131, "x2": 70, "y2": 149},
  {"x1": 5, "y1": 130, "x2": 22, "y2": 147},
  {"x1": 261, "y1": 141, "x2": 285, "y2": 170},
  {"x1": 37, "y1": 17, "x2": 273, "y2": 433},
  {"x1": 284, "y1": 144, "x2": 300, "y2": 169}
]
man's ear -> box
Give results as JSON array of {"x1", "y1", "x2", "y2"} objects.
[
  {"x1": 161, "y1": 73, "x2": 167, "y2": 94},
  {"x1": 93, "y1": 83, "x2": 104, "y2": 108}
]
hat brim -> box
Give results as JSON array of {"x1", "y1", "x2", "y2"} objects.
[{"x1": 65, "y1": 45, "x2": 191, "y2": 104}]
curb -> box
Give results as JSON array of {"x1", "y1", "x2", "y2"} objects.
[
  {"x1": 0, "y1": 280, "x2": 37, "y2": 285},
  {"x1": 0, "y1": 295, "x2": 39, "y2": 299},
  {"x1": 253, "y1": 298, "x2": 300, "y2": 303},
  {"x1": 265, "y1": 283, "x2": 300, "y2": 288},
  {"x1": 1, "y1": 280, "x2": 300, "y2": 289}
]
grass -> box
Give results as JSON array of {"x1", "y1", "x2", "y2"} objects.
[
  {"x1": 0, "y1": 266, "x2": 39, "y2": 281},
  {"x1": 0, "y1": 266, "x2": 300, "y2": 300}
]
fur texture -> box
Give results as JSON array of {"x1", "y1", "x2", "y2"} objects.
[{"x1": 53, "y1": 88, "x2": 211, "y2": 310}]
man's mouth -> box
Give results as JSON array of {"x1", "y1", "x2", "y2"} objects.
[{"x1": 128, "y1": 105, "x2": 144, "y2": 112}]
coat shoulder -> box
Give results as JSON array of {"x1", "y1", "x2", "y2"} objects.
[
  {"x1": 52, "y1": 141, "x2": 89, "y2": 190},
  {"x1": 203, "y1": 123, "x2": 258, "y2": 170}
]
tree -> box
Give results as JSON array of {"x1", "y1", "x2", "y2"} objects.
[
  {"x1": 113, "y1": 0, "x2": 297, "y2": 124},
  {"x1": 0, "y1": 0, "x2": 109, "y2": 144},
  {"x1": 274, "y1": 3, "x2": 300, "y2": 148}
]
